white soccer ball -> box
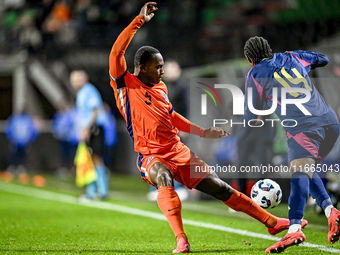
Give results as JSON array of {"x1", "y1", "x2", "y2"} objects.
[{"x1": 250, "y1": 179, "x2": 282, "y2": 209}]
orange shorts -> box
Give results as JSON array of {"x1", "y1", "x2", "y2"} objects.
[{"x1": 136, "y1": 141, "x2": 210, "y2": 189}]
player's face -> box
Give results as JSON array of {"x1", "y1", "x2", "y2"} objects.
[{"x1": 143, "y1": 53, "x2": 164, "y2": 84}]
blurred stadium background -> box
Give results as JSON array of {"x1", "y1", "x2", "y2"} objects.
[{"x1": 0, "y1": 0, "x2": 340, "y2": 202}]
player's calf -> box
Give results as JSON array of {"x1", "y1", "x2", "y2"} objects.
[{"x1": 195, "y1": 172, "x2": 234, "y2": 201}]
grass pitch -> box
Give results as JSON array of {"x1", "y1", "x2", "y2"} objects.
[{"x1": 0, "y1": 173, "x2": 339, "y2": 254}]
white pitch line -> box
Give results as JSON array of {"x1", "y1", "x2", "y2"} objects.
[{"x1": 1, "y1": 182, "x2": 340, "y2": 253}]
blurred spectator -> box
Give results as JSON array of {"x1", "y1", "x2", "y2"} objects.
[
  {"x1": 163, "y1": 59, "x2": 189, "y2": 144},
  {"x1": 41, "y1": 0, "x2": 73, "y2": 58},
  {"x1": 52, "y1": 105, "x2": 79, "y2": 178},
  {"x1": 163, "y1": 60, "x2": 188, "y2": 117},
  {"x1": 17, "y1": 9, "x2": 43, "y2": 53},
  {"x1": 5, "y1": 111, "x2": 38, "y2": 174},
  {"x1": 42, "y1": 0, "x2": 71, "y2": 34},
  {"x1": 102, "y1": 103, "x2": 118, "y2": 168}
]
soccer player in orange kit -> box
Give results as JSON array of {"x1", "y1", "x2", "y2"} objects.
[{"x1": 109, "y1": 2, "x2": 306, "y2": 253}]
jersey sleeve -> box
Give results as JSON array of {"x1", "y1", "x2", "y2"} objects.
[
  {"x1": 290, "y1": 50, "x2": 329, "y2": 71},
  {"x1": 109, "y1": 15, "x2": 145, "y2": 89},
  {"x1": 244, "y1": 72, "x2": 263, "y2": 122}
]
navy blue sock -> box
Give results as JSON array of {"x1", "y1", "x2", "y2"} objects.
[
  {"x1": 310, "y1": 172, "x2": 332, "y2": 211},
  {"x1": 289, "y1": 172, "x2": 310, "y2": 225}
]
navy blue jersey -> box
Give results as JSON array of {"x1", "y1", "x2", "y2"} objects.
[{"x1": 244, "y1": 50, "x2": 339, "y2": 136}]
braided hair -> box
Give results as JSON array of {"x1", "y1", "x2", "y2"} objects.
[
  {"x1": 134, "y1": 46, "x2": 160, "y2": 68},
  {"x1": 244, "y1": 36, "x2": 273, "y2": 65}
]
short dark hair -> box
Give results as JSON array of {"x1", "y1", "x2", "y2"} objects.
[
  {"x1": 244, "y1": 36, "x2": 273, "y2": 65},
  {"x1": 134, "y1": 46, "x2": 160, "y2": 67}
]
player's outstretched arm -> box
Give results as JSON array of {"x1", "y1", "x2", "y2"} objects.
[
  {"x1": 291, "y1": 50, "x2": 329, "y2": 70},
  {"x1": 170, "y1": 110, "x2": 229, "y2": 139},
  {"x1": 109, "y1": 2, "x2": 158, "y2": 84}
]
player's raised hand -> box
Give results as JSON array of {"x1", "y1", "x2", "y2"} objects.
[
  {"x1": 140, "y1": 2, "x2": 158, "y2": 22},
  {"x1": 204, "y1": 127, "x2": 230, "y2": 139}
]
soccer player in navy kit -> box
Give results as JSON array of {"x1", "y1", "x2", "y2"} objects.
[{"x1": 243, "y1": 36, "x2": 340, "y2": 253}]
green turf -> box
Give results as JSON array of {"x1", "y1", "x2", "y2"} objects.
[{"x1": 0, "y1": 174, "x2": 339, "y2": 254}]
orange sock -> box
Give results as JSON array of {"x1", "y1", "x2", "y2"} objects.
[
  {"x1": 157, "y1": 186, "x2": 186, "y2": 241},
  {"x1": 222, "y1": 190, "x2": 277, "y2": 227}
]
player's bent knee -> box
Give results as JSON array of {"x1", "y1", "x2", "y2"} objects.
[
  {"x1": 155, "y1": 169, "x2": 174, "y2": 188},
  {"x1": 149, "y1": 162, "x2": 174, "y2": 188}
]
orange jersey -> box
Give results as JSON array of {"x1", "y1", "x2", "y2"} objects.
[
  {"x1": 112, "y1": 72, "x2": 180, "y2": 154},
  {"x1": 109, "y1": 15, "x2": 204, "y2": 155}
]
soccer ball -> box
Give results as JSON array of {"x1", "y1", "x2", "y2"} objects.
[{"x1": 250, "y1": 179, "x2": 282, "y2": 209}]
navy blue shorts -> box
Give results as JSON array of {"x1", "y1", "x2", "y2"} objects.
[{"x1": 287, "y1": 124, "x2": 340, "y2": 162}]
